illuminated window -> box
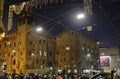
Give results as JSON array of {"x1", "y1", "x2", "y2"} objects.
[
  {"x1": 82, "y1": 46, "x2": 84, "y2": 50},
  {"x1": 30, "y1": 41, "x2": 33, "y2": 45},
  {"x1": 44, "y1": 51, "x2": 46, "y2": 56},
  {"x1": 9, "y1": 43, "x2": 11, "y2": 47},
  {"x1": 87, "y1": 47, "x2": 90, "y2": 52},
  {"x1": 39, "y1": 51, "x2": 42, "y2": 56}
]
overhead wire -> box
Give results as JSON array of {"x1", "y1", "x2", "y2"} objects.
[
  {"x1": 34, "y1": 11, "x2": 72, "y2": 33},
  {"x1": 6, "y1": 3, "x2": 83, "y2": 38},
  {"x1": 93, "y1": 0, "x2": 120, "y2": 47},
  {"x1": 5, "y1": 0, "x2": 84, "y2": 36},
  {"x1": 34, "y1": 3, "x2": 83, "y2": 27},
  {"x1": 27, "y1": 3, "x2": 84, "y2": 35},
  {"x1": 93, "y1": 0, "x2": 120, "y2": 37},
  {"x1": 102, "y1": 0, "x2": 120, "y2": 3}
]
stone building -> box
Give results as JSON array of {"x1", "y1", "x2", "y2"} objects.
[
  {"x1": 56, "y1": 31, "x2": 100, "y2": 73},
  {"x1": 0, "y1": 10, "x2": 56, "y2": 74}
]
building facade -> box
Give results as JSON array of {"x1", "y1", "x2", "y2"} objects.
[
  {"x1": 0, "y1": 10, "x2": 56, "y2": 74},
  {"x1": 56, "y1": 31, "x2": 100, "y2": 73}
]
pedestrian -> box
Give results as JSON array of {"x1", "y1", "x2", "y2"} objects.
[{"x1": 56, "y1": 73, "x2": 63, "y2": 79}]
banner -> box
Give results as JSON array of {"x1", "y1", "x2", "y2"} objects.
[{"x1": 100, "y1": 56, "x2": 110, "y2": 67}]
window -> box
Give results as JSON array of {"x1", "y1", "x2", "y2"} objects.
[
  {"x1": 36, "y1": 59, "x2": 38, "y2": 64},
  {"x1": 56, "y1": 50, "x2": 58, "y2": 55},
  {"x1": 20, "y1": 42, "x2": 21, "y2": 45},
  {"x1": 59, "y1": 65, "x2": 61, "y2": 68},
  {"x1": 30, "y1": 57, "x2": 31, "y2": 61},
  {"x1": 13, "y1": 69, "x2": 16, "y2": 73},
  {"x1": 21, "y1": 52, "x2": 22, "y2": 56},
  {"x1": 28, "y1": 32, "x2": 30, "y2": 35},
  {"x1": 42, "y1": 60, "x2": 44, "y2": 65},
  {"x1": 50, "y1": 51, "x2": 52, "y2": 57},
  {"x1": 13, "y1": 52, "x2": 16, "y2": 56},
  {"x1": 60, "y1": 59, "x2": 62, "y2": 62},
  {"x1": 87, "y1": 47, "x2": 90, "y2": 52},
  {"x1": 71, "y1": 58, "x2": 73, "y2": 61},
  {"x1": 20, "y1": 69, "x2": 22, "y2": 73},
  {"x1": 82, "y1": 46, "x2": 84, "y2": 50},
  {"x1": 29, "y1": 52, "x2": 32, "y2": 56},
  {"x1": 14, "y1": 42, "x2": 16, "y2": 47},
  {"x1": 44, "y1": 51, "x2": 46, "y2": 56},
  {"x1": 19, "y1": 33, "x2": 21, "y2": 36},
  {"x1": 30, "y1": 41, "x2": 33, "y2": 45},
  {"x1": 39, "y1": 51, "x2": 42, "y2": 56},
  {"x1": 8, "y1": 53, "x2": 10, "y2": 57},
  {"x1": 39, "y1": 40, "x2": 41, "y2": 44},
  {"x1": 64, "y1": 58, "x2": 66, "y2": 61},
  {"x1": 9, "y1": 43, "x2": 11, "y2": 47},
  {"x1": 13, "y1": 60, "x2": 16, "y2": 65},
  {"x1": 4, "y1": 43, "x2": 6, "y2": 47},
  {"x1": 43, "y1": 40, "x2": 45, "y2": 44}
]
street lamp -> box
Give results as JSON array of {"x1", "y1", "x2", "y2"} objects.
[
  {"x1": 36, "y1": 27, "x2": 43, "y2": 32},
  {"x1": 77, "y1": 13, "x2": 85, "y2": 19}
]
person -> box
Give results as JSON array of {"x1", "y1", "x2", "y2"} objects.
[{"x1": 56, "y1": 73, "x2": 63, "y2": 79}]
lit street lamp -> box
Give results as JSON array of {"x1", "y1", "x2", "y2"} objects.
[
  {"x1": 36, "y1": 27, "x2": 43, "y2": 32},
  {"x1": 77, "y1": 13, "x2": 85, "y2": 19}
]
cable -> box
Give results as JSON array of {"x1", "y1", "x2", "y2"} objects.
[
  {"x1": 102, "y1": 0, "x2": 120, "y2": 3},
  {"x1": 93, "y1": 0, "x2": 120, "y2": 37},
  {"x1": 35, "y1": 4, "x2": 83, "y2": 27},
  {"x1": 6, "y1": 4, "x2": 83, "y2": 38},
  {"x1": 34, "y1": 12, "x2": 70, "y2": 30},
  {"x1": 34, "y1": 3, "x2": 81, "y2": 9},
  {"x1": 93, "y1": 0, "x2": 120, "y2": 47}
]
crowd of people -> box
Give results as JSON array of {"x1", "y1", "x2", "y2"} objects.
[{"x1": 1, "y1": 72, "x2": 90, "y2": 79}]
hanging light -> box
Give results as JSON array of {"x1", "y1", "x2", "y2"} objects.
[{"x1": 87, "y1": 25, "x2": 92, "y2": 31}]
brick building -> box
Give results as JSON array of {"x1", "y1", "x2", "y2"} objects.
[
  {"x1": 56, "y1": 31, "x2": 100, "y2": 73},
  {"x1": 0, "y1": 10, "x2": 56, "y2": 74}
]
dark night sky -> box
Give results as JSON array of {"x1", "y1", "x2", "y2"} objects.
[{"x1": 3, "y1": 0, "x2": 120, "y2": 47}]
